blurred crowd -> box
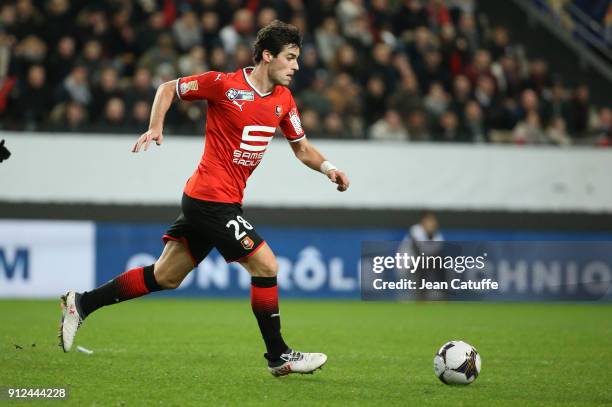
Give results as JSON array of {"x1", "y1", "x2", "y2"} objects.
[{"x1": 0, "y1": 0, "x2": 609, "y2": 145}]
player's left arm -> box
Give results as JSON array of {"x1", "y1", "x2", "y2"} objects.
[{"x1": 290, "y1": 138, "x2": 350, "y2": 192}]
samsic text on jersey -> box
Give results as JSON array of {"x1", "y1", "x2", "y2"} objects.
[{"x1": 176, "y1": 67, "x2": 305, "y2": 204}]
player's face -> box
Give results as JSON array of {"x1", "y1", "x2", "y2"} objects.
[{"x1": 269, "y1": 45, "x2": 300, "y2": 86}]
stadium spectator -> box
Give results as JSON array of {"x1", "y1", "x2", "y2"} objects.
[
  {"x1": 90, "y1": 66, "x2": 123, "y2": 122},
  {"x1": 541, "y1": 79, "x2": 569, "y2": 126},
  {"x1": 92, "y1": 97, "x2": 129, "y2": 133},
  {"x1": 488, "y1": 26, "x2": 511, "y2": 61},
  {"x1": 12, "y1": 34, "x2": 47, "y2": 77},
  {"x1": 135, "y1": 12, "x2": 165, "y2": 55},
  {"x1": 325, "y1": 72, "x2": 362, "y2": 117},
  {"x1": 43, "y1": 0, "x2": 73, "y2": 49},
  {"x1": 219, "y1": 8, "x2": 255, "y2": 55},
  {"x1": 232, "y1": 42, "x2": 252, "y2": 70},
  {"x1": 200, "y1": 11, "x2": 221, "y2": 52},
  {"x1": 173, "y1": 11, "x2": 202, "y2": 53},
  {"x1": 546, "y1": 117, "x2": 571, "y2": 146},
  {"x1": 523, "y1": 59, "x2": 551, "y2": 95},
  {"x1": 81, "y1": 40, "x2": 105, "y2": 83},
  {"x1": 433, "y1": 110, "x2": 463, "y2": 142},
  {"x1": 406, "y1": 109, "x2": 431, "y2": 141},
  {"x1": 13, "y1": 0, "x2": 43, "y2": 41},
  {"x1": 292, "y1": 44, "x2": 319, "y2": 93},
  {"x1": 315, "y1": 17, "x2": 344, "y2": 66},
  {"x1": 336, "y1": 0, "x2": 367, "y2": 35},
  {"x1": 492, "y1": 55, "x2": 523, "y2": 99},
  {"x1": 46, "y1": 36, "x2": 77, "y2": 84},
  {"x1": 50, "y1": 101, "x2": 88, "y2": 133},
  {"x1": 449, "y1": 74, "x2": 472, "y2": 116},
  {"x1": 424, "y1": 82, "x2": 450, "y2": 120},
  {"x1": 13, "y1": 64, "x2": 53, "y2": 130},
  {"x1": 208, "y1": 45, "x2": 229, "y2": 71},
  {"x1": 137, "y1": 33, "x2": 178, "y2": 77},
  {"x1": 567, "y1": 84, "x2": 592, "y2": 137},
  {"x1": 389, "y1": 72, "x2": 422, "y2": 119},
  {"x1": 0, "y1": 4, "x2": 18, "y2": 39},
  {"x1": 368, "y1": 42, "x2": 396, "y2": 91},
  {"x1": 512, "y1": 111, "x2": 548, "y2": 144},
  {"x1": 56, "y1": 64, "x2": 91, "y2": 106},
  {"x1": 369, "y1": 109, "x2": 409, "y2": 141},
  {"x1": 457, "y1": 11, "x2": 479, "y2": 52},
  {"x1": 393, "y1": 0, "x2": 428, "y2": 36},
  {"x1": 125, "y1": 68, "x2": 156, "y2": 109},
  {"x1": 462, "y1": 100, "x2": 488, "y2": 143},
  {"x1": 129, "y1": 99, "x2": 151, "y2": 132},
  {"x1": 256, "y1": 8, "x2": 278, "y2": 32},
  {"x1": 331, "y1": 43, "x2": 361, "y2": 80},
  {"x1": 298, "y1": 74, "x2": 332, "y2": 117},
  {"x1": 362, "y1": 76, "x2": 387, "y2": 126},
  {"x1": 300, "y1": 108, "x2": 324, "y2": 138},
  {"x1": 178, "y1": 45, "x2": 208, "y2": 77},
  {"x1": 323, "y1": 111, "x2": 353, "y2": 138},
  {"x1": 593, "y1": 107, "x2": 611, "y2": 145}
]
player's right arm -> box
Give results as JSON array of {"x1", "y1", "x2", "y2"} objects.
[
  {"x1": 132, "y1": 80, "x2": 177, "y2": 153},
  {"x1": 132, "y1": 72, "x2": 225, "y2": 153}
]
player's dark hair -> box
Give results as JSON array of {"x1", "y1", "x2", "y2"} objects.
[{"x1": 252, "y1": 20, "x2": 302, "y2": 64}]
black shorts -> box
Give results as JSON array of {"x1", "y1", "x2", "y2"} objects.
[{"x1": 163, "y1": 194, "x2": 265, "y2": 264}]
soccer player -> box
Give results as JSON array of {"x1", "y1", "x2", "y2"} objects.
[{"x1": 59, "y1": 21, "x2": 349, "y2": 377}]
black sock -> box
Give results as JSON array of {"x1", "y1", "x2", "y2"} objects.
[
  {"x1": 79, "y1": 264, "x2": 162, "y2": 318},
  {"x1": 250, "y1": 276, "x2": 289, "y2": 362}
]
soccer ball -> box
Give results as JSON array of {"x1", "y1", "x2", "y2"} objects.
[{"x1": 433, "y1": 340, "x2": 481, "y2": 385}]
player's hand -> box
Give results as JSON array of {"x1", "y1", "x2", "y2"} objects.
[
  {"x1": 327, "y1": 169, "x2": 350, "y2": 192},
  {"x1": 132, "y1": 129, "x2": 164, "y2": 153}
]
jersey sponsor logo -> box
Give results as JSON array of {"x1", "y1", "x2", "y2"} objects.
[
  {"x1": 233, "y1": 150, "x2": 264, "y2": 166},
  {"x1": 179, "y1": 80, "x2": 198, "y2": 95},
  {"x1": 232, "y1": 125, "x2": 275, "y2": 167},
  {"x1": 288, "y1": 108, "x2": 303, "y2": 135},
  {"x1": 225, "y1": 88, "x2": 255, "y2": 101},
  {"x1": 241, "y1": 236, "x2": 254, "y2": 250},
  {"x1": 275, "y1": 105, "x2": 282, "y2": 117},
  {"x1": 239, "y1": 125, "x2": 275, "y2": 152}
]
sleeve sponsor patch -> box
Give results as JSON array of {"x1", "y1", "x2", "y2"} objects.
[
  {"x1": 179, "y1": 80, "x2": 199, "y2": 95},
  {"x1": 289, "y1": 108, "x2": 303, "y2": 135}
]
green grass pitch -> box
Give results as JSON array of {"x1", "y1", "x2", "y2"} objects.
[{"x1": 1, "y1": 299, "x2": 611, "y2": 406}]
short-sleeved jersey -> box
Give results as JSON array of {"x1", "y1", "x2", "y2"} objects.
[{"x1": 175, "y1": 67, "x2": 305, "y2": 204}]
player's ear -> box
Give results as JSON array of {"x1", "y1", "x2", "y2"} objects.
[{"x1": 262, "y1": 50, "x2": 273, "y2": 63}]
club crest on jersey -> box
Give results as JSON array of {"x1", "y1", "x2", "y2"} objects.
[
  {"x1": 225, "y1": 88, "x2": 255, "y2": 101},
  {"x1": 179, "y1": 80, "x2": 198, "y2": 95},
  {"x1": 241, "y1": 236, "x2": 254, "y2": 250},
  {"x1": 275, "y1": 105, "x2": 282, "y2": 117}
]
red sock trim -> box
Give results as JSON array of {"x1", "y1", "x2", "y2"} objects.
[
  {"x1": 116, "y1": 267, "x2": 150, "y2": 300},
  {"x1": 251, "y1": 285, "x2": 279, "y2": 314}
]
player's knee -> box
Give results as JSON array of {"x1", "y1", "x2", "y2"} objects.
[
  {"x1": 153, "y1": 262, "x2": 183, "y2": 290},
  {"x1": 258, "y1": 257, "x2": 279, "y2": 277},
  {"x1": 159, "y1": 277, "x2": 182, "y2": 290}
]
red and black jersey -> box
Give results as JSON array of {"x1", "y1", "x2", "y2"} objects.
[{"x1": 176, "y1": 67, "x2": 305, "y2": 204}]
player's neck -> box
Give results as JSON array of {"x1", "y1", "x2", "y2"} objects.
[{"x1": 247, "y1": 65, "x2": 275, "y2": 94}]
